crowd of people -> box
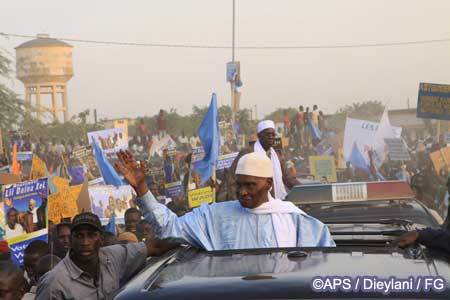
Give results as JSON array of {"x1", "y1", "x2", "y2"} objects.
[
  {"x1": 0, "y1": 207, "x2": 175, "y2": 299},
  {"x1": 2, "y1": 105, "x2": 450, "y2": 217},
  {"x1": 1, "y1": 104, "x2": 450, "y2": 299}
]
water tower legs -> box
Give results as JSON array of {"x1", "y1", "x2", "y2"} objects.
[
  {"x1": 23, "y1": 83, "x2": 69, "y2": 122},
  {"x1": 24, "y1": 87, "x2": 31, "y2": 118},
  {"x1": 36, "y1": 85, "x2": 42, "y2": 120},
  {"x1": 62, "y1": 85, "x2": 69, "y2": 123},
  {"x1": 51, "y1": 84, "x2": 58, "y2": 122}
]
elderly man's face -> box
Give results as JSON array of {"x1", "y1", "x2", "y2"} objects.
[
  {"x1": 236, "y1": 175, "x2": 273, "y2": 209},
  {"x1": 29, "y1": 201, "x2": 35, "y2": 210},
  {"x1": 257, "y1": 128, "x2": 276, "y2": 150}
]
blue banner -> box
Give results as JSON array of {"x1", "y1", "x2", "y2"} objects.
[
  {"x1": 417, "y1": 82, "x2": 450, "y2": 120},
  {"x1": 165, "y1": 181, "x2": 184, "y2": 199},
  {"x1": 9, "y1": 231, "x2": 48, "y2": 265},
  {"x1": 2, "y1": 178, "x2": 48, "y2": 266}
]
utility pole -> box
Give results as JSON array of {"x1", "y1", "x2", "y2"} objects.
[{"x1": 230, "y1": 0, "x2": 236, "y2": 130}]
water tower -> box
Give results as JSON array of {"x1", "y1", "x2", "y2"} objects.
[{"x1": 15, "y1": 34, "x2": 73, "y2": 122}]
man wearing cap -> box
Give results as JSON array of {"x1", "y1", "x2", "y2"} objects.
[
  {"x1": 116, "y1": 150, "x2": 335, "y2": 251},
  {"x1": 36, "y1": 212, "x2": 178, "y2": 300},
  {"x1": 227, "y1": 120, "x2": 299, "y2": 200}
]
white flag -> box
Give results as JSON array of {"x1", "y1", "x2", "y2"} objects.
[{"x1": 372, "y1": 109, "x2": 401, "y2": 167}]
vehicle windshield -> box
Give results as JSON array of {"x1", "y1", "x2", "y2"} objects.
[{"x1": 302, "y1": 199, "x2": 440, "y2": 228}]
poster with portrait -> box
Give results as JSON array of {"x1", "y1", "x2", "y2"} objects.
[
  {"x1": 187, "y1": 154, "x2": 214, "y2": 208},
  {"x1": 87, "y1": 128, "x2": 128, "y2": 155},
  {"x1": 88, "y1": 185, "x2": 135, "y2": 223},
  {"x1": 68, "y1": 145, "x2": 102, "y2": 182},
  {"x1": 1, "y1": 178, "x2": 48, "y2": 265}
]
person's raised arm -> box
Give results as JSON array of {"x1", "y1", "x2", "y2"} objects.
[{"x1": 115, "y1": 150, "x2": 209, "y2": 248}]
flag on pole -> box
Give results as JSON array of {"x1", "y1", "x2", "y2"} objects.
[
  {"x1": 349, "y1": 141, "x2": 369, "y2": 172},
  {"x1": 11, "y1": 143, "x2": 21, "y2": 175},
  {"x1": 30, "y1": 154, "x2": 57, "y2": 193},
  {"x1": 105, "y1": 213, "x2": 116, "y2": 235},
  {"x1": 372, "y1": 109, "x2": 401, "y2": 168},
  {"x1": 308, "y1": 119, "x2": 322, "y2": 141},
  {"x1": 196, "y1": 93, "x2": 220, "y2": 182},
  {"x1": 91, "y1": 138, "x2": 125, "y2": 187}
]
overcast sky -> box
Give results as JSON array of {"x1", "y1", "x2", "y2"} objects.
[{"x1": 1, "y1": 0, "x2": 450, "y2": 120}]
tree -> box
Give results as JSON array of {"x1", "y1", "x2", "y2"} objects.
[
  {"x1": 264, "y1": 107, "x2": 298, "y2": 123},
  {"x1": 0, "y1": 51, "x2": 24, "y2": 131},
  {"x1": 335, "y1": 100, "x2": 384, "y2": 121}
]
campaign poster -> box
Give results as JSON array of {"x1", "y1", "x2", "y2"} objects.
[
  {"x1": 48, "y1": 184, "x2": 82, "y2": 224},
  {"x1": 146, "y1": 167, "x2": 166, "y2": 202},
  {"x1": 188, "y1": 187, "x2": 213, "y2": 208},
  {"x1": 309, "y1": 156, "x2": 337, "y2": 183},
  {"x1": 88, "y1": 185, "x2": 134, "y2": 221},
  {"x1": 1, "y1": 178, "x2": 48, "y2": 265},
  {"x1": 165, "y1": 181, "x2": 184, "y2": 200},
  {"x1": 68, "y1": 146, "x2": 101, "y2": 182},
  {"x1": 8, "y1": 130, "x2": 31, "y2": 152},
  {"x1": 87, "y1": 128, "x2": 128, "y2": 155},
  {"x1": 149, "y1": 135, "x2": 177, "y2": 157},
  {"x1": 417, "y1": 82, "x2": 450, "y2": 120},
  {"x1": 188, "y1": 158, "x2": 214, "y2": 208},
  {"x1": 216, "y1": 152, "x2": 239, "y2": 171}
]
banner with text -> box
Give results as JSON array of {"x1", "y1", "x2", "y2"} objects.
[
  {"x1": 417, "y1": 82, "x2": 450, "y2": 120},
  {"x1": 1, "y1": 178, "x2": 48, "y2": 266}
]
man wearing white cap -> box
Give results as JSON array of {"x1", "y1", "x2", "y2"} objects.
[
  {"x1": 116, "y1": 150, "x2": 335, "y2": 250},
  {"x1": 227, "y1": 120, "x2": 299, "y2": 200}
]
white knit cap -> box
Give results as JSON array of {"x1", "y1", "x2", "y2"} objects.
[
  {"x1": 256, "y1": 120, "x2": 275, "y2": 134},
  {"x1": 235, "y1": 152, "x2": 273, "y2": 178}
]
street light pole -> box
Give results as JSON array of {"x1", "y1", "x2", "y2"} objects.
[
  {"x1": 232, "y1": 0, "x2": 235, "y2": 62},
  {"x1": 231, "y1": 0, "x2": 236, "y2": 130}
]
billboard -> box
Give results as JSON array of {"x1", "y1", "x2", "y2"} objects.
[{"x1": 417, "y1": 82, "x2": 450, "y2": 120}]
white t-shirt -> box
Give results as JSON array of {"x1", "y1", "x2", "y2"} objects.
[
  {"x1": 5, "y1": 223, "x2": 25, "y2": 238},
  {"x1": 178, "y1": 136, "x2": 189, "y2": 144},
  {"x1": 190, "y1": 136, "x2": 200, "y2": 148}
]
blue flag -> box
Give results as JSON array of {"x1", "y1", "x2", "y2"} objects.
[
  {"x1": 105, "y1": 213, "x2": 116, "y2": 235},
  {"x1": 349, "y1": 141, "x2": 369, "y2": 172},
  {"x1": 91, "y1": 138, "x2": 125, "y2": 186},
  {"x1": 308, "y1": 119, "x2": 322, "y2": 141},
  {"x1": 45, "y1": 169, "x2": 57, "y2": 194},
  {"x1": 196, "y1": 93, "x2": 220, "y2": 182}
]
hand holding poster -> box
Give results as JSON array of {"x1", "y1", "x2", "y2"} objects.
[{"x1": 1, "y1": 178, "x2": 48, "y2": 265}]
